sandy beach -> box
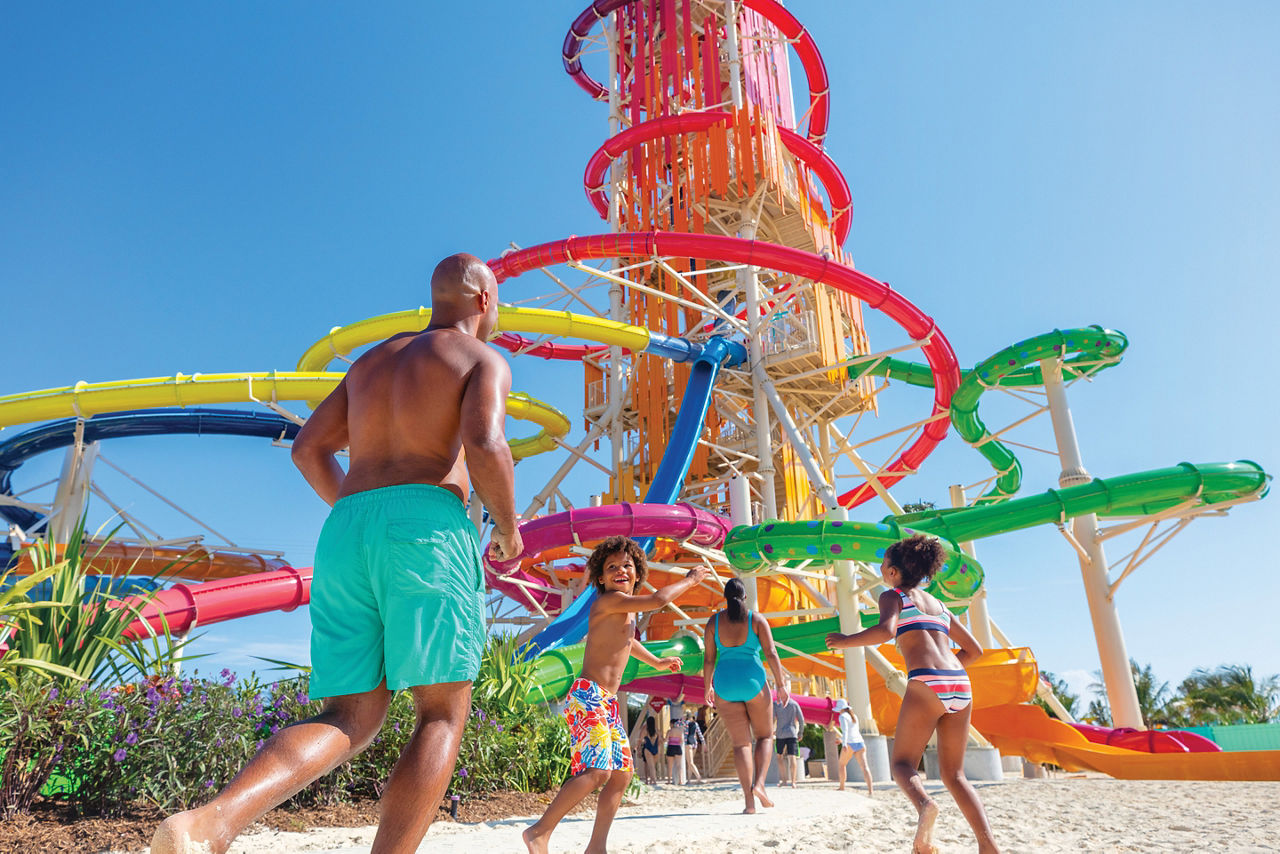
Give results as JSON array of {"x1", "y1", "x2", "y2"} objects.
[{"x1": 113, "y1": 775, "x2": 1280, "y2": 853}]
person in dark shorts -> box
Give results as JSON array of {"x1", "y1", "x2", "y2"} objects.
[
  {"x1": 152, "y1": 253, "x2": 523, "y2": 854},
  {"x1": 773, "y1": 692, "x2": 804, "y2": 787}
]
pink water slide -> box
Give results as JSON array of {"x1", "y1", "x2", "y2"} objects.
[
  {"x1": 117, "y1": 566, "x2": 311, "y2": 641},
  {"x1": 622, "y1": 672, "x2": 842, "y2": 728},
  {"x1": 484, "y1": 502, "x2": 732, "y2": 612}
]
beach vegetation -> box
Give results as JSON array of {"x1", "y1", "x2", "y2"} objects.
[
  {"x1": 0, "y1": 633, "x2": 571, "y2": 818},
  {"x1": 1034, "y1": 672, "x2": 1079, "y2": 719},
  {"x1": 2, "y1": 524, "x2": 193, "y2": 686},
  {"x1": 1166, "y1": 665, "x2": 1280, "y2": 726},
  {"x1": 1083, "y1": 659, "x2": 1280, "y2": 729}
]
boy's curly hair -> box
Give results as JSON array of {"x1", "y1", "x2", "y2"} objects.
[
  {"x1": 884, "y1": 534, "x2": 946, "y2": 589},
  {"x1": 585, "y1": 535, "x2": 648, "y2": 594}
]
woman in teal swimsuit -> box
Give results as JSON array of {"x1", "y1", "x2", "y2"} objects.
[{"x1": 703, "y1": 578, "x2": 789, "y2": 814}]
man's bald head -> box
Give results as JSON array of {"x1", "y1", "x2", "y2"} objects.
[
  {"x1": 428, "y1": 252, "x2": 500, "y2": 338},
  {"x1": 431, "y1": 253, "x2": 496, "y2": 303}
]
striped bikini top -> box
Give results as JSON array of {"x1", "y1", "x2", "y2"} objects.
[{"x1": 893, "y1": 588, "x2": 950, "y2": 637}]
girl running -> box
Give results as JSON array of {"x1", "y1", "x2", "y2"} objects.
[{"x1": 826, "y1": 535, "x2": 998, "y2": 854}]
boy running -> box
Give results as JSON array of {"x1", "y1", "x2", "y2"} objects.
[{"x1": 523, "y1": 536, "x2": 709, "y2": 854}]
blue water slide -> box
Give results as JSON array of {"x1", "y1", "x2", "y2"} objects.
[
  {"x1": 519, "y1": 336, "x2": 744, "y2": 657},
  {"x1": 0, "y1": 409, "x2": 299, "y2": 566}
]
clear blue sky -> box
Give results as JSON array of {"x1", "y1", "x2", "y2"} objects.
[{"x1": 3, "y1": 2, "x2": 1277, "y2": 708}]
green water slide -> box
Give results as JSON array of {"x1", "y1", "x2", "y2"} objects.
[
  {"x1": 891, "y1": 461, "x2": 1268, "y2": 542},
  {"x1": 854, "y1": 326, "x2": 1128, "y2": 502},
  {"x1": 524, "y1": 615, "x2": 859, "y2": 704},
  {"x1": 524, "y1": 463, "x2": 1267, "y2": 703}
]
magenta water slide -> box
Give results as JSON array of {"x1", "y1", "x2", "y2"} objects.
[
  {"x1": 116, "y1": 566, "x2": 311, "y2": 641},
  {"x1": 484, "y1": 502, "x2": 732, "y2": 613},
  {"x1": 489, "y1": 231, "x2": 961, "y2": 509},
  {"x1": 622, "y1": 672, "x2": 843, "y2": 727}
]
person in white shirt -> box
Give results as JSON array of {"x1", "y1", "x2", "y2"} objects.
[{"x1": 832, "y1": 698, "x2": 873, "y2": 795}]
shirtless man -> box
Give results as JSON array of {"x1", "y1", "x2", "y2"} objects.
[
  {"x1": 152, "y1": 253, "x2": 522, "y2": 854},
  {"x1": 523, "y1": 536, "x2": 709, "y2": 854}
]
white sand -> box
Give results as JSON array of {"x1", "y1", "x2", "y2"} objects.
[{"x1": 118, "y1": 775, "x2": 1280, "y2": 853}]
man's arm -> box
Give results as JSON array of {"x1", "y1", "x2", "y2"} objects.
[
  {"x1": 596, "y1": 566, "x2": 710, "y2": 615},
  {"x1": 459, "y1": 349, "x2": 521, "y2": 560},
  {"x1": 292, "y1": 379, "x2": 350, "y2": 506}
]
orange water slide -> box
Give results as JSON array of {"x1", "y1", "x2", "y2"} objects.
[
  {"x1": 13, "y1": 541, "x2": 287, "y2": 581},
  {"x1": 972, "y1": 703, "x2": 1280, "y2": 781}
]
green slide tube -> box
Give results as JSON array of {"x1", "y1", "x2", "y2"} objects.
[
  {"x1": 724, "y1": 518, "x2": 984, "y2": 602},
  {"x1": 891, "y1": 461, "x2": 1268, "y2": 543},
  {"x1": 854, "y1": 326, "x2": 1128, "y2": 502}
]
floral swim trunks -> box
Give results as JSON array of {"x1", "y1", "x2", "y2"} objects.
[{"x1": 563, "y1": 677, "x2": 633, "y2": 776}]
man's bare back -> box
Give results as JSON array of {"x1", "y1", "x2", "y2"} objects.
[
  {"x1": 339, "y1": 328, "x2": 501, "y2": 502},
  {"x1": 151, "y1": 252, "x2": 523, "y2": 854},
  {"x1": 291, "y1": 252, "x2": 521, "y2": 559}
]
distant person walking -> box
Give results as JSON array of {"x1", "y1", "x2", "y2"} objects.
[
  {"x1": 153, "y1": 253, "x2": 523, "y2": 854},
  {"x1": 704, "y1": 577, "x2": 790, "y2": 814},
  {"x1": 683, "y1": 712, "x2": 705, "y2": 782},
  {"x1": 773, "y1": 692, "x2": 804, "y2": 787},
  {"x1": 827, "y1": 535, "x2": 998, "y2": 853},
  {"x1": 665, "y1": 719, "x2": 685, "y2": 783},
  {"x1": 831, "y1": 698, "x2": 873, "y2": 796},
  {"x1": 639, "y1": 716, "x2": 661, "y2": 785}
]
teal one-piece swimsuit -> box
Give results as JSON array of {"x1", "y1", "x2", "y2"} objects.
[{"x1": 712, "y1": 611, "x2": 768, "y2": 702}]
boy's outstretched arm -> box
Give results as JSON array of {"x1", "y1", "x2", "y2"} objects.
[
  {"x1": 596, "y1": 565, "x2": 711, "y2": 614},
  {"x1": 629, "y1": 638, "x2": 681, "y2": 672}
]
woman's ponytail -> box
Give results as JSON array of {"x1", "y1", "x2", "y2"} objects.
[{"x1": 724, "y1": 577, "x2": 748, "y2": 623}]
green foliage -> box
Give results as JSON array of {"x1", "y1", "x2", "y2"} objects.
[
  {"x1": 0, "y1": 631, "x2": 572, "y2": 816},
  {"x1": 900, "y1": 501, "x2": 936, "y2": 514},
  {"x1": 1083, "y1": 660, "x2": 1280, "y2": 728},
  {"x1": 1168, "y1": 665, "x2": 1280, "y2": 726},
  {"x1": 0, "y1": 561, "x2": 82, "y2": 686},
  {"x1": 1086, "y1": 660, "x2": 1174, "y2": 728},
  {"x1": 799, "y1": 722, "x2": 826, "y2": 759},
  {"x1": 5, "y1": 524, "x2": 193, "y2": 686},
  {"x1": 1033, "y1": 671, "x2": 1079, "y2": 720}
]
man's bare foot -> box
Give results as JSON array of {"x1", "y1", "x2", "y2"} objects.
[
  {"x1": 742, "y1": 806, "x2": 757, "y2": 814},
  {"x1": 523, "y1": 824, "x2": 550, "y2": 854},
  {"x1": 753, "y1": 786, "x2": 774, "y2": 808},
  {"x1": 150, "y1": 812, "x2": 220, "y2": 854},
  {"x1": 837, "y1": 785, "x2": 846, "y2": 791},
  {"x1": 912, "y1": 798, "x2": 939, "y2": 854}
]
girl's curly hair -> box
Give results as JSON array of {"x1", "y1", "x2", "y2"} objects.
[
  {"x1": 585, "y1": 535, "x2": 648, "y2": 594},
  {"x1": 884, "y1": 534, "x2": 946, "y2": 589}
]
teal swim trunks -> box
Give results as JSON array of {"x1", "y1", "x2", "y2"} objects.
[{"x1": 309, "y1": 484, "x2": 486, "y2": 698}]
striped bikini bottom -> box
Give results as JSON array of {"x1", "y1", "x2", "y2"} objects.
[{"x1": 907, "y1": 668, "x2": 973, "y2": 713}]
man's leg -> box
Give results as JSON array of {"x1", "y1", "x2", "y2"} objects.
[
  {"x1": 152, "y1": 685, "x2": 392, "y2": 854},
  {"x1": 369, "y1": 680, "x2": 472, "y2": 854},
  {"x1": 585, "y1": 768, "x2": 632, "y2": 854}
]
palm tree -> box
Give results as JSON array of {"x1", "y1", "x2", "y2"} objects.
[
  {"x1": 1086, "y1": 659, "x2": 1173, "y2": 728},
  {"x1": 1171, "y1": 665, "x2": 1280, "y2": 725},
  {"x1": 1034, "y1": 671, "x2": 1079, "y2": 719}
]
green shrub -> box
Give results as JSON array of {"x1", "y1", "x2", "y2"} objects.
[{"x1": 1, "y1": 631, "x2": 573, "y2": 816}]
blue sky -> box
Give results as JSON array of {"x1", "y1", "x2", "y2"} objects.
[{"x1": 3, "y1": 2, "x2": 1276, "y2": 709}]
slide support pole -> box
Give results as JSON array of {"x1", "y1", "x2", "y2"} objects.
[
  {"x1": 1040, "y1": 357, "x2": 1142, "y2": 729},
  {"x1": 740, "y1": 223, "x2": 778, "y2": 521},
  {"x1": 729, "y1": 473, "x2": 759, "y2": 612},
  {"x1": 948, "y1": 483, "x2": 993, "y2": 649}
]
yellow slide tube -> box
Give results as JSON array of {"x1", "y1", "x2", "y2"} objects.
[
  {"x1": 0, "y1": 373, "x2": 569, "y2": 460},
  {"x1": 295, "y1": 305, "x2": 652, "y2": 372}
]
